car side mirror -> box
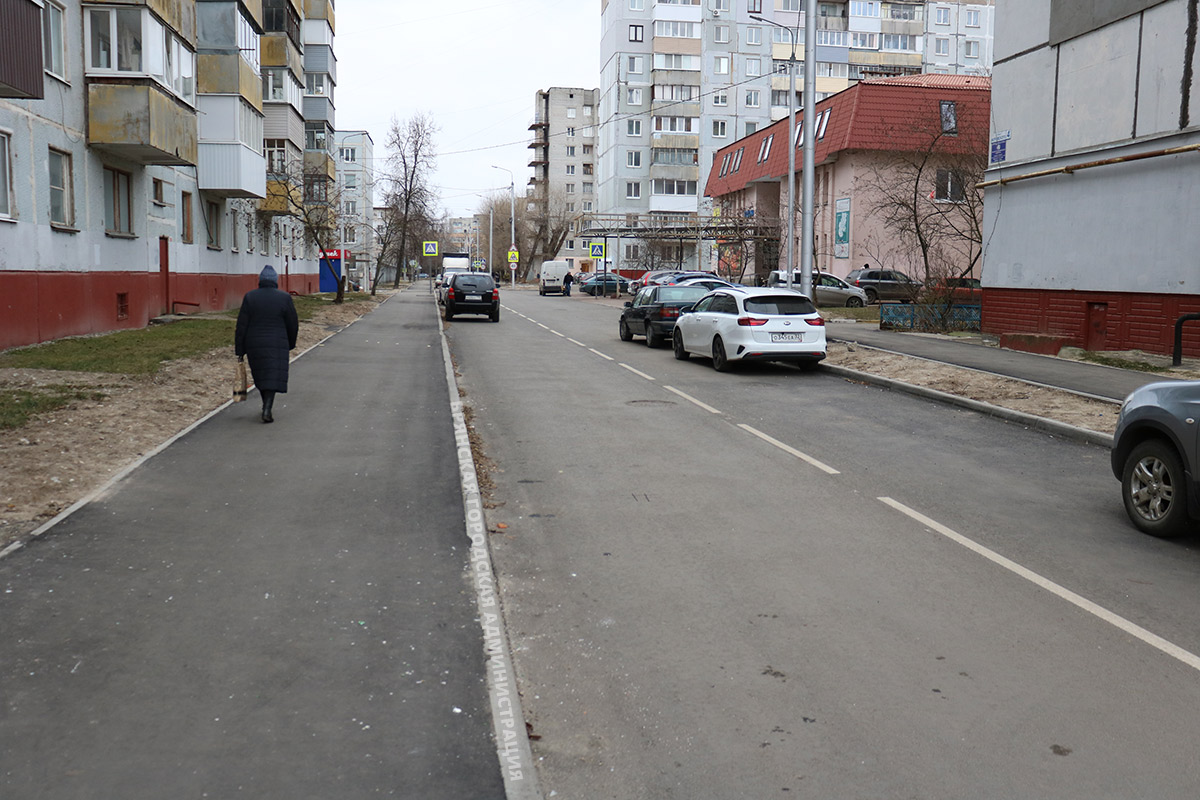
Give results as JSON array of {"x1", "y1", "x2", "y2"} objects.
[
  {"x1": 679, "y1": 304, "x2": 694, "y2": 314},
  {"x1": 624, "y1": 301, "x2": 632, "y2": 308}
]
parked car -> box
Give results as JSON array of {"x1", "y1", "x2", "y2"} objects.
[
  {"x1": 675, "y1": 277, "x2": 741, "y2": 292},
  {"x1": 844, "y1": 268, "x2": 922, "y2": 303},
  {"x1": 672, "y1": 287, "x2": 826, "y2": 372},
  {"x1": 767, "y1": 271, "x2": 867, "y2": 307},
  {"x1": 580, "y1": 273, "x2": 630, "y2": 296},
  {"x1": 619, "y1": 285, "x2": 711, "y2": 347},
  {"x1": 443, "y1": 272, "x2": 500, "y2": 322},
  {"x1": 1111, "y1": 380, "x2": 1200, "y2": 537},
  {"x1": 629, "y1": 270, "x2": 680, "y2": 294},
  {"x1": 929, "y1": 276, "x2": 983, "y2": 304}
]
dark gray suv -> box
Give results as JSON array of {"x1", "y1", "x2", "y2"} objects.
[
  {"x1": 1111, "y1": 380, "x2": 1200, "y2": 537},
  {"x1": 844, "y1": 268, "x2": 922, "y2": 303}
]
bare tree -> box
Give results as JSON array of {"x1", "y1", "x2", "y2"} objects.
[
  {"x1": 385, "y1": 112, "x2": 439, "y2": 289},
  {"x1": 262, "y1": 154, "x2": 349, "y2": 303}
]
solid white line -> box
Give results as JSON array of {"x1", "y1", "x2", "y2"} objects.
[
  {"x1": 567, "y1": 338, "x2": 587, "y2": 347},
  {"x1": 619, "y1": 363, "x2": 656, "y2": 381},
  {"x1": 663, "y1": 385, "x2": 721, "y2": 414},
  {"x1": 879, "y1": 497, "x2": 1200, "y2": 673},
  {"x1": 737, "y1": 424, "x2": 840, "y2": 475},
  {"x1": 589, "y1": 348, "x2": 615, "y2": 361}
]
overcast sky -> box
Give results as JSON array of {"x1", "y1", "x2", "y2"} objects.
[{"x1": 336, "y1": 1, "x2": 602, "y2": 218}]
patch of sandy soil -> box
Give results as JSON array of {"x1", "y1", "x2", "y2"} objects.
[{"x1": 0, "y1": 295, "x2": 384, "y2": 552}]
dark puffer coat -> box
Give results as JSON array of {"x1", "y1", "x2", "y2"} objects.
[{"x1": 235, "y1": 267, "x2": 299, "y2": 393}]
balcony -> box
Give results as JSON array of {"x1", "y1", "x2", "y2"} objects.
[
  {"x1": 88, "y1": 83, "x2": 198, "y2": 165},
  {"x1": 260, "y1": 177, "x2": 300, "y2": 215},
  {"x1": 0, "y1": 0, "x2": 44, "y2": 99},
  {"x1": 198, "y1": 142, "x2": 267, "y2": 198}
]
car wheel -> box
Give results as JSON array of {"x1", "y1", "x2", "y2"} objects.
[
  {"x1": 619, "y1": 318, "x2": 634, "y2": 342},
  {"x1": 712, "y1": 337, "x2": 731, "y2": 372},
  {"x1": 673, "y1": 330, "x2": 689, "y2": 361},
  {"x1": 490, "y1": 308, "x2": 500, "y2": 323},
  {"x1": 846, "y1": 296, "x2": 864, "y2": 308},
  {"x1": 444, "y1": 305, "x2": 453, "y2": 321},
  {"x1": 865, "y1": 288, "x2": 878, "y2": 304},
  {"x1": 645, "y1": 326, "x2": 662, "y2": 348},
  {"x1": 1122, "y1": 440, "x2": 1191, "y2": 538}
]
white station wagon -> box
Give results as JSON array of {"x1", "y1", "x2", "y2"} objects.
[{"x1": 672, "y1": 287, "x2": 826, "y2": 372}]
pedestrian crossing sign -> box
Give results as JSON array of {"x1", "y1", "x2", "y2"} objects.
[
  {"x1": 423, "y1": 241, "x2": 438, "y2": 256},
  {"x1": 589, "y1": 243, "x2": 605, "y2": 259}
]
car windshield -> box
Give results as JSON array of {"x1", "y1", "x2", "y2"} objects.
[
  {"x1": 659, "y1": 287, "x2": 709, "y2": 302},
  {"x1": 744, "y1": 295, "x2": 817, "y2": 315},
  {"x1": 455, "y1": 275, "x2": 494, "y2": 291}
]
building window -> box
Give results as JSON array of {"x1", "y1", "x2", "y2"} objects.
[
  {"x1": 583, "y1": 163, "x2": 593, "y2": 175},
  {"x1": 86, "y1": 8, "x2": 196, "y2": 105},
  {"x1": 566, "y1": 183, "x2": 575, "y2": 194},
  {"x1": 206, "y1": 200, "x2": 221, "y2": 247},
  {"x1": 305, "y1": 72, "x2": 332, "y2": 101},
  {"x1": 655, "y1": 20, "x2": 699, "y2": 38},
  {"x1": 583, "y1": 144, "x2": 593, "y2": 155},
  {"x1": 713, "y1": 119, "x2": 727, "y2": 137},
  {"x1": 48, "y1": 148, "x2": 72, "y2": 227},
  {"x1": 966, "y1": 9, "x2": 980, "y2": 27},
  {"x1": 343, "y1": 225, "x2": 356, "y2": 243},
  {"x1": 340, "y1": 147, "x2": 357, "y2": 162},
  {"x1": 652, "y1": 179, "x2": 697, "y2": 196},
  {"x1": 181, "y1": 191, "x2": 193, "y2": 243},
  {"x1": 746, "y1": 58, "x2": 761, "y2": 77},
  {"x1": 964, "y1": 40, "x2": 980, "y2": 58},
  {"x1": 850, "y1": 1, "x2": 879, "y2": 16},
  {"x1": 42, "y1": 1, "x2": 66, "y2": 79},
  {"x1": 103, "y1": 166, "x2": 133, "y2": 234},
  {"x1": 745, "y1": 121, "x2": 758, "y2": 136},
  {"x1": 566, "y1": 164, "x2": 575, "y2": 175},
  {"x1": 266, "y1": 139, "x2": 288, "y2": 175},
  {"x1": 629, "y1": 24, "x2": 643, "y2": 42},
  {"x1": 714, "y1": 55, "x2": 730, "y2": 75},
  {"x1": 934, "y1": 38, "x2": 949, "y2": 57},
  {"x1": 748, "y1": 0, "x2": 762, "y2": 10},
  {"x1": 935, "y1": 6, "x2": 950, "y2": 24},
  {"x1": 851, "y1": 32, "x2": 877, "y2": 49},
  {"x1": 627, "y1": 151, "x2": 641, "y2": 168},
  {"x1": 758, "y1": 134, "x2": 774, "y2": 163},
  {"x1": 0, "y1": 132, "x2": 11, "y2": 218},
  {"x1": 882, "y1": 33, "x2": 918, "y2": 51},
  {"x1": 940, "y1": 100, "x2": 958, "y2": 133},
  {"x1": 745, "y1": 90, "x2": 760, "y2": 108},
  {"x1": 583, "y1": 201, "x2": 593, "y2": 211},
  {"x1": 627, "y1": 119, "x2": 642, "y2": 136},
  {"x1": 715, "y1": 25, "x2": 729, "y2": 43},
  {"x1": 781, "y1": 0, "x2": 799, "y2": 9},
  {"x1": 627, "y1": 87, "x2": 643, "y2": 105},
  {"x1": 714, "y1": 0, "x2": 729, "y2": 9},
  {"x1": 627, "y1": 55, "x2": 644, "y2": 74},
  {"x1": 237, "y1": 9, "x2": 260, "y2": 71},
  {"x1": 713, "y1": 90, "x2": 728, "y2": 106},
  {"x1": 567, "y1": 126, "x2": 576, "y2": 137},
  {"x1": 935, "y1": 169, "x2": 965, "y2": 202},
  {"x1": 583, "y1": 182, "x2": 593, "y2": 194},
  {"x1": 626, "y1": 182, "x2": 641, "y2": 199},
  {"x1": 629, "y1": 0, "x2": 644, "y2": 9},
  {"x1": 747, "y1": 26, "x2": 761, "y2": 45}
]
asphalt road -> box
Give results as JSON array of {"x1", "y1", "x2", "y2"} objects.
[
  {"x1": 0, "y1": 290, "x2": 506, "y2": 799},
  {"x1": 447, "y1": 288, "x2": 1200, "y2": 799}
]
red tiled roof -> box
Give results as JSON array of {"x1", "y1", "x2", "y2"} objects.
[{"x1": 705, "y1": 75, "x2": 991, "y2": 198}]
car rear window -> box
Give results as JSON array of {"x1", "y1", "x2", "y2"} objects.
[
  {"x1": 659, "y1": 286, "x2": 709, "y2": 302},
  {"x1": 455, "y1": 275, "x2": 495, "y2": 291},
  {"x1": 744, "y1": 295, "x2": 817, "y2": 315}
]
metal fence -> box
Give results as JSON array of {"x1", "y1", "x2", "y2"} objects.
[{"x1": 880, "y1": 303, "x2": 982, "y2": 332}]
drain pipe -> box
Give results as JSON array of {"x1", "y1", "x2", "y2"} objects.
[{"x1": 1173, "y1": 313, "x2": 1200, "y2": 366}]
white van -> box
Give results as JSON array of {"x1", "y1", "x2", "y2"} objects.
[{"x1": 539, "y1": 260, "x2": 570, "y2": 296}]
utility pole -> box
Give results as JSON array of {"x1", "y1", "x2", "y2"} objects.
[{"x1": 492, "y1": 165, "x2": 516, "y2": 287}]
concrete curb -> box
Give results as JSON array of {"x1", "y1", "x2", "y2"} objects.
[{"x1": 821, "y1": 363, "x2": 1115, "y2": 449}]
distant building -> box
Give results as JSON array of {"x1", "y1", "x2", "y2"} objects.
[
  {"x1": 528, "y1": 87, "x2": 600, "y2": 271},
  {"x1": 981, "y1": 0, "x2": 1200, "y2": 355},
  {"x1": 335, "y1": 130, "x2": 375, "y2": 285},
  {"x1": 705, "y1": 74, "x2": 990, "y2": 283}
]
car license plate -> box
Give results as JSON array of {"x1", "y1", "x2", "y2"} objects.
[
  {"x1": 771, "y1": 332, "x2": 804, "y2": 342},
  {"x1": 465, "y1": 294, "x2": 482, "y2": 301}
]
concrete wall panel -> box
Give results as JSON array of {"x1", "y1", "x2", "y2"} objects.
[
  {"x1": 1054, "y1": 19, "x2": 1140, "y2": 153},
  {"x1": 990, "y1": 47, "x2": 1057, "y2": 163}
]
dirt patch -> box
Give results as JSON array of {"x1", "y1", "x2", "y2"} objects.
[{"x1": 0, "y1": 295, "x2": 384, "y2": 552}]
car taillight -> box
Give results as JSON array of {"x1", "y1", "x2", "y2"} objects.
[
  {"x1": 492, "y1": 289, "x2": 500, "y2": 300},
  {"x1": 659, "y1": 307, "x2": 681, "y2": 319},
  {"x1": 737, "y1": 317, "x2": 768, "y2": 326},
  {"x1": 447, "y1": 288, "x2": 455, "y2": 300},
  {"x1": 805, "y1": 317, "x2": 825, "y2": 326}
]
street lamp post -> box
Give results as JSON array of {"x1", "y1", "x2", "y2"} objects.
[
  {"x1": 492, "y1": 165, "x2": 516, "y2": 287},
  {"x1": 752, "y1": 4, "x2": 815, "y2": 300}
]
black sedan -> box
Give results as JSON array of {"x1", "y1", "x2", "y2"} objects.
[
  {"x1": 619, "y1": 285, "x2": 710, "y2": 347},
  {"x1": 580, "y1": 273, "x2": 630, "y2": 296}
]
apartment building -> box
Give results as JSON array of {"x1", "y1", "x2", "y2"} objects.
[
  {"x1": 0, "y1": 0, "x2": 338, "y2": 350},
  {"x1": 981, "y1": 0, "x2": 1200, "y2": 356},
  {"x1": 334, "y1": 129, "x2": 374, "y2": 284},
  {"x1": 923, "y1": 1, "x2": 994, "y2": 75},
  {"x1": 595, "y1": 0, "x2": 995, "y2": 270},
  {"x1": 527, "y1": 87, "x2": 600, "y2": 269}
]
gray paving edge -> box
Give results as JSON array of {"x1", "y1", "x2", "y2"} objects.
[
  {"x1": 820, "y1": 363, "x2": 1115, "y2": 449},
  {"x1": 435, "y1": 291, "x2": 542, "y2": 800}
]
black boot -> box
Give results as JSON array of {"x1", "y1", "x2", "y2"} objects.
[{"x1": 261, "y1": 391, "x2": 275, "y2": 424}]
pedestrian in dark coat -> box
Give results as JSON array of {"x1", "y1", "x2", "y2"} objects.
[
  {"x1": 563, "y1": 271, "x2": 574, "y2": 297},
  {"x1": 235, "y1": 265, "x2": 299, "y2": 423}
]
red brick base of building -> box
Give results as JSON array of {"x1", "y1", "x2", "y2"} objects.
[{"x1": 982, "y1": 287, "x2": 1200, "y2": 358}]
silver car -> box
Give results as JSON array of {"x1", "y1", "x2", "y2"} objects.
[{"x1": 767, "y1": 271, "x2": 867, "y2": 308}]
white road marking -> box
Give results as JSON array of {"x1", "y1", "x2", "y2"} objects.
[
  {"x1": 537, "y1": 323, "x2": 550, "y2": 330},
  {"x1": 588, "y1": 348, "x2": 615, "y2": 361},
  {"x1": 879, "y1": 497, "x2": 1200, "y2": 673},
  {"x1": 567, "y1": 338, "x2": 587, "y2": 347},
  {"x1": 737, "y1": 424, "x2": 840, "y2": 475},
  {"x1": 663, "y1": 385, "x2": 721, "y2": 414},
  {"x1": 551, "y1": 331, "x2": 565, "y2": 338},
  {"x1": 619, "y1": 363, "x2": 656, "y2": 381}
]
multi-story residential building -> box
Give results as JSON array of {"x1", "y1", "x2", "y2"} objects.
[
  {"x1": 923, "y1": 1, "x2": 995, "y2": 75},
  {"x1": 0, "y1": 0, "x2": 335, "y2": 350},
  {"x1": 981, "y1": 0, "x2": 1200, "y2": 357},
  {"x1": 334, "y1": 129, "x2": 373, "y2": 284},
  {"x1": 301, "y1": 0, "x2": 337, "y2": 290},
  {"x1": 527, "y1": 87, "x2": 600, "y2": 270},
  {"x1": 595, "y1": 0, "x2": 996, "y2": 272}
]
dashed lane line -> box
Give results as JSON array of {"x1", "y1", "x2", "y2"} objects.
[
  {"x1": 879, "y1": 497, "x2": 1200, "y2": 674},
  {"x1": 737, "y1": 424, "x2": 841, "y2": 475},
  {"x1": 619, "y1": 363, "x2": 656, "y2": 381},
  {"x1": 567, "y1": 338, "x2": 587, "y2": 347},
  {"x1": 589, "y1": 348, "x2": 615, "y2": 361},
  {"x1": 663, "y1": 386, "x2": 721, "y2": 414}
]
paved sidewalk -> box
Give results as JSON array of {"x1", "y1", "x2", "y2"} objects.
[{"x1": 0, "y1": 289, "x2": 508, "y2": 799}]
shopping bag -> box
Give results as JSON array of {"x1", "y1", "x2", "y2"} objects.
[{"x1": 233, "y1": 360, "x2": 248, "y2": 402}]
